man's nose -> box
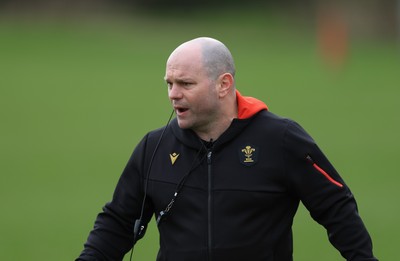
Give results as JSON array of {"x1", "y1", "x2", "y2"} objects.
[{"x1": 168, "y1": 85, "x2": 183, "y2": 100}]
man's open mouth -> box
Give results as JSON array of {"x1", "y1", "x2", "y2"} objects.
[{"x1": 175, "y1": 106, "x2": 188, "y2": 114}]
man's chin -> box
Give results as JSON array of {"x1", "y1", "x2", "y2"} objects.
[{"x1": 177, "y1": 120, "x2": 190, "y2": 130}]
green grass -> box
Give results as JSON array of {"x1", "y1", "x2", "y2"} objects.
[{"x1": 0, "y1": 10, "x2": 398, "y2": 260}]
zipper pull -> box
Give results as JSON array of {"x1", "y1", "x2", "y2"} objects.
[
  {"x1": 206, "y1": 138, "x2": 213, "y2": 164},
  {"x1": 306, "y1": 154, "x2": 315, "y2": 164},
  {"x1": 207, "y1": 151, "x2": 212, "y2": 164}
]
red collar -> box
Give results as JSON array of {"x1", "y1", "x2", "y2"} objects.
[{"x1": 236, "y1": 90, "x2": 268, "y2": 119}]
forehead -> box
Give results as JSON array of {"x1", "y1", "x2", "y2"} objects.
[{"x1": 165, "y1": 45, "x2": 206, "y2": 79}]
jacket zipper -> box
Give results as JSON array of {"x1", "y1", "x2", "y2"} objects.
[
  {"x1": 306, "y1": 155, "x2": 344, "y2": 188},
  {"x1": 207, "y1": 150, "x2": 213, "y2": 261}
]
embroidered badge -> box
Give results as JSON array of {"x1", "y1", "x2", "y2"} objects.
[
  {"x1": 169, "y1": 152, "x2": 180, "y2": 165},
  {"x1": 239, "y1": 145, "x2": 258, "y2": 166}
]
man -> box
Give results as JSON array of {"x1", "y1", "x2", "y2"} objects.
[{"x1": 77, "y1": 37, "x2": 378, "y2": 260}]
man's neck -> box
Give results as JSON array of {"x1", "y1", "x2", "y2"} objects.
[
  {"x1": 195, "y1": 116, "x2": 235, "y2": 141},
  {"x1": 195, "y1": 95, "x2": 238, "y2": 141}
]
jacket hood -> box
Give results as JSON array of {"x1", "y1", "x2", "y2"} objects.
[{"x1": 236, "y1": 90, "x2": 268, "y2": 119}]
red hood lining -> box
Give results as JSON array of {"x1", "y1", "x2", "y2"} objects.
[{"x1": 236, "y1": 90, "x2": 268, "y2": 119}]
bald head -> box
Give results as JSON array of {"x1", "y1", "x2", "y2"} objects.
[
  {"x1": 168, "y1": 37, "x2": 236, "y2": 82},
  {"x1": 165, "y1": 37, "x2": 238, "y2": 140}
]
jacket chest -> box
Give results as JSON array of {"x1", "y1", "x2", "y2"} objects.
[{"x1": 147, "y1": 144, "x2": 287, "y2": 194}]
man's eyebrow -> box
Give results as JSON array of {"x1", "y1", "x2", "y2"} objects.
[
  {"x1": 177, "y1": 78, "x2": 192, "y2": 82},
  {"x1": 164, "y1": 77, "x2": 194, "y2": 83}
]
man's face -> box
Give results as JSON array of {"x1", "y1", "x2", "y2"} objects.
[{"x1": 164, "y1": 46, "x2": 220, "y2": 136}]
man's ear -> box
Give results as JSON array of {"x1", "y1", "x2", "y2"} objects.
[{"x1": 218, "y1": 73, "x2": 234, "y2": 98}]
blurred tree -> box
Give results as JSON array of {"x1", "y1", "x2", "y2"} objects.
[{"x1": 0, "y1": 0, "x2": 398, "y2": 42}]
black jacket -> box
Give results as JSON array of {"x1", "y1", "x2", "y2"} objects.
[{"x1": 77, "y1": 93, "x2": 377, "y2": 261}]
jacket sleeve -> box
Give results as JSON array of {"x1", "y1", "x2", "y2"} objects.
[
  {"x1": 76, "y1": 135, "x2": 154, "y2": 261},
  {"x1": 283, "y1": 120, "x2": 378, "y2": 261}
]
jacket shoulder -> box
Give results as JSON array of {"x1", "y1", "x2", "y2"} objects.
[{"x1": 253, "y1": 110, "x2": 294, "y2": 130}]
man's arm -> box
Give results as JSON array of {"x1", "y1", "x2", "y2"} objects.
[
  {"x1": 283, "y1": 120, "x2": 378, "y2": 261},
  {"x1": 76, "y1": 136, "x2": 153, "y2": 260}
]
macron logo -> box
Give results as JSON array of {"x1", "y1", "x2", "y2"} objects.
[{"x1": 169, "y1": 152, "x2": 180, "y2": 165}]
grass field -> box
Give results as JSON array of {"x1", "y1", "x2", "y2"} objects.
[{"x1": 0, "y1": 9, "x2": 399, "y2": 260}]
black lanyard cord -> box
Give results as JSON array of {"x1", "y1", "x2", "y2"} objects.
[
  {"x1": 156, "y1": 146, "x2": 206, "y2": 225},
  {"x1": 132, "y1": 109, "x2": 174, "y2": 247}
]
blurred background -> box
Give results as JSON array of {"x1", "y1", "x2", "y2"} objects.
[{"x1": 1, "y1": 0, "x2": 399, "y2": 260}]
